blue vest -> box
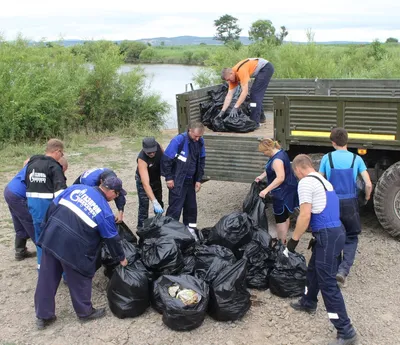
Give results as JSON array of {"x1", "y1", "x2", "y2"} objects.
[
  {"x1": 79, "y1": 168, "x2": 112, "y2": 186},
  {"x1": 38, "y1": 185, "x2": 119, "y2": 277},
  {"x1": 265, "y1": 150, "x2": 299, "y2": 214},
  {"x1": 327, "y1": 152, "x2": 357, "y2": 200},
  {"x1": 307, "y1": 175, "x2": 342, "y2": 232},
  {"x1": 6, "y1": 166, "x2": 27, "y2": 199}
]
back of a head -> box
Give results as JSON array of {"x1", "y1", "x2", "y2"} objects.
[
  {"x1": 46, "y1": 138, "x2": 64, "y2": 153},
  {"x1": 258, "y1": 138, "x2": 281, "y2": 152},
  {"x1": 330, "y1": 127, "x2": 348, "y2": 147},
  {"x1": 188, "y1": 121, "x2": 205, "y2": 133},
  {"x1": 292, "y1": 154, "x2": 314, "y2": 171}
]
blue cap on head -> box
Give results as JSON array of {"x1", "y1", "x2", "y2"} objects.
[{"x1": 102, "y1": 175, "x2": 127, "y2": 196}]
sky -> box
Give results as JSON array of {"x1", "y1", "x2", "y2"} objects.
[{"x1": 1, "y1": 0, "x2": 399, "y2": 43}]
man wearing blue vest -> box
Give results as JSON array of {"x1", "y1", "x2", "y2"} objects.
[
  {"x1": 319, "y1": 128, "x2": 372, "y2": 286},
  {"x1": 34, "y1": 176, "x2": 128, "y2": 330},
  {"x1": 73, "y1": 168, "x2": 126, "y2": 223},
  {"x1": 287, "y1": 154, "x2": 357, "y2": 345},
  {"x1": 161, "y1": 121, "x2": 206, "y2": 235}
]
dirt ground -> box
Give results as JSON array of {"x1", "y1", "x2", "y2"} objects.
[{"x1": 0, "y1": 134, "x2": 399, "y2": 345}]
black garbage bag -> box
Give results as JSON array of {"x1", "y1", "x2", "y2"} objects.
[
  {"x1": 102, "y1": 239, "x2": 140, "y2": 279},
  {"x1": 154, "y1": 275, "x2": 209, "y2": 331},
  {"x1": 137, "y1": 215, "x2": 196, "y2": 254},
  {"x1": 117, "y1": 221, "x2": 137, "y2": 244},
  {"x1": 240, "y1": 227, "x2": 273, "y2": 289},
  {"x1": 198, "y1": 227, "x2": 212, "y2": 243},
  {"x1": 269, "y1": 244, "x2": 307, "y2": 298},
  {"x1": 212, "y1": 112, "x2": 229, "y2": 132},
  {"x1": 223, "y1": 112, "x2": 258, "y2": 133},
  {"x1": 107, "y1": 263, "x2": 149, "y2": 319},
  {"x1": 208, "y1": 259, "x2": 251, "y2": 321},
  {"x1": 193, "y1": 244, "x2": 236, "y2": 283},
  {"x1": 141, "y1": 238, "x2": 184, "y2": 277},
  {"x1": 200, "y1": 84, "x2": 229, "y2": 128},
  {"x1": 179, "y1": 255, "x2": 196, "y2": 275},
  {"x1": 243, "y1": 181, "x2": 269, "y2": 231},
  {"x1": 207, "y1": 212, "x2": 253, "y2": 258}
]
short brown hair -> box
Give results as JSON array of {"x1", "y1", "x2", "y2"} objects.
[
  {"x1": 221, "y1": 68, "x2": 232, "y2": 80},
  {"x1": 258, "y1": 138, "x2": 281, "y2": 153},
  {"x1": 189, "y1": 121, "x2": 204, "y2": 132},
  {"x1": 45, "y1": 139, "x2": 64, "y2": 153},
  {"x1": 330, "y1": 127, "x2": 348, "y2": 147},
  {"x1": 292, "y1": 154, "x2": 314, "y2": 170}
]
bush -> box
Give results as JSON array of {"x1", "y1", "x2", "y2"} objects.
[
  {"x1": 139, "y1": 48, "x2": 157, "y2": 62},
  {"x1": 0, "y1": 37, "x2": 169, "y2": 143}
]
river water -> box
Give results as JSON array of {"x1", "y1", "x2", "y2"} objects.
[{"x1": 119, "y1": 64, "x2": 202, "y2": 129}]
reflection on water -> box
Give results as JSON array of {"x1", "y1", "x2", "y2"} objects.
[{"x1": 119, "y1": 64, "x2": 202, "y2": 129}]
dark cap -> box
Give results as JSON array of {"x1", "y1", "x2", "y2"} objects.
[
  {"x1": 102, "y1": 176, "x2": 127, "y2": 196},
  {"x1": 142, "y1": 137, "x2": 157, "y2": 153}
]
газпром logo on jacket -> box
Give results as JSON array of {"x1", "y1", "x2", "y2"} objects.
[
  {"x1": 29, "y1": 169, "x2": 46, "y2": 183},
  {"x1": 70, "y1": 189, "x2": 101, "y2": 218}
]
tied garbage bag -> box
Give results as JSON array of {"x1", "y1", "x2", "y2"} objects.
[
  {"x1": 107, "y1": 263, "x2": 149, "y2": 319},
  {"x1": 208, "y1": 259, "x2": 251, "y2": 321},
  {"x1": 155, "y1": 275, "x2": 210, "y2": 331},
  {"x1": 193, "y1": 244, "x2": 236, "y2": 283},
  {"x1": 269, "y1": 244, "x2": 307, "y2": 298},
  {"x1": 102, "y1": 239, "x2": 140, "y2": 279},
  {"x1": 240, "y1": 228, "x2": 273, "y2": 289},
  {"x1": 200, "y1": 84, "x2": 229, "y2": 128},
  {"x1": 243, "y1": 181, "x2": 269, "y2": 231},
  {"x1": 179, "y1": 255, "x2": 196, "y2": 275},
  {"x1": 223, "y1": 112, "x2": 258, "y2": 133},
  {"x1": 207, "y1": 212, "x2": 253, "y2": 257},
  {"x1": 137, "y1": 214, "x2": 196, "y2": 254},
  {"x1": 141, "y1": 238, "x2": 184, "y2": 277},
  {"x1": 117, "y1": 221, "x2": 137, "y2": 244}
]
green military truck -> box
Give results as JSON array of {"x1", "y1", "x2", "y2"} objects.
[{"x1": 176, "y1": 79, "x2": 400, "y2": 239}]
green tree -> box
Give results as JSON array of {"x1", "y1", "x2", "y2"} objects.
[
  {"x1": 139, "y1": 47, "x2": 156, "y2": 62},
  {"x1": 119, "y1": 41, "x2": 148, "y2": 62},
  {"x1": 277, "y1": 26, "x2": 289, "y2": 44},
  {"x1": 249, "y1": 20, "x2": 276, "y2": 43},
  {"x1": 386, "y1": 37, "x2": 398, "y2": 43},
  {"x1": 369, "y1": 39, "x2": 387, "y2": 61},
  {"x1": 214, "y1": 14, "x2": 242, "y2": 44}
]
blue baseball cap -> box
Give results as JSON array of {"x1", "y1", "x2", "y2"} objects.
[{"x1": 103, "y1": 175, "x2": 127, "y2": 196}]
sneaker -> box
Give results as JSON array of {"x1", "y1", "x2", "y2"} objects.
[
  {"x1": 290, "y1": 301, "x2": 317, "y2": 314},
  {"x1": 79, "y1": 308, "x2": 106, "y2": 322},
  {"x1": 36, "y1": 316, "x2": 57, "y2": 330},
  {"x1": 336, "y1": 272, "x2": 347, "y2": 286},
  {"x1": 328, "y1": 334, "x2": 358, "y2": 345},
  {"x1": 15, "y1": 248, "x2": 36, "y2": 261}
]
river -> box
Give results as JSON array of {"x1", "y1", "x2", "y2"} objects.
[{"x1": 119, "y1": 64, "x2": 202, "y2": 129}]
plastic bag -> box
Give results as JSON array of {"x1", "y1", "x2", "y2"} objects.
[
  {"x1": 243, "y1": 182, "x2": 269, "y2": 231},
  {"x1": 193, "y1": 244, "x2": 236, "y2": 283},
  {"x1": 223, "y1": 112, "x2": 258, "y2": 133},
  {"x1": 179, "y1": 255, "x2": 196, "y2": 275},
  {"x1": 102, "y1": 239, "x2": 140, "y2": 279},
  {"x1": 155, "y1": 275, "x2": 209, "y2": 331},
  {"x1": 141, "y1": 238, "x2": 184, "y2": 277},
  {"x1": 107, "y1": 263, "x2": 149, "y2": 319},
  {"x1": 117, "y1": 221, "x2": 137, "y2": 244},
  {"x1": 208, "y1": 259, "x2": 251, "y2": 321},
  {"x1": 269, "y1": 244, "x2": 307, "y2": 298},
  {"x1": 138, "y1": 215, "x2": 196, "y2": 254},
  {"x1": 207, "y1": 212, "x2": 253, "y2": 258}
]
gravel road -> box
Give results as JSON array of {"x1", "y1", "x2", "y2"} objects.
[{"x1": 0, "y1": 135, "x2": 399, "y2": 345}]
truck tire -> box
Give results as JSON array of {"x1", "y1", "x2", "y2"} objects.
[{"x1": 374, "y1": 161, "x2": 400, "y2": 240}]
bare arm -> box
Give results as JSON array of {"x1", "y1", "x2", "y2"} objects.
[
  {"x1": 221, "y1": 89, "x2": 235, "y2": 111},
  {"x1": 360, "y1": 170, "x2": 373, "y2": 201},
  {"x1": 138, "y1": 159, "x2": 156, "y2": 201},
  {"x1": 234, "y1": 83, "x2": 249, "y2": 108},
  {"x1": 260, "y1": 159, "x2": 285, "y2": 195},
  {"x1": 292, "y1": 203, "x2": 312, "y2": 241}
]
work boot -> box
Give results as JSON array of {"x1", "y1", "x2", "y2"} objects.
[
  {"x1": 79, "y1": 308, "x2": 106, "y2": 322},
  {"x1": 336, "y1": 271, "x2": 347, "y2": 287},
  {"x1": 36, "y1": 316, "x2": 57, "y2": 330},
  {"x1": 15, "y1": 236, "x2": 36, "y2": 261},
  {"x1": 328, "y1": 334, "x2": 358, "y2": 345},
  {"x1": 260, "y1": 110, "x2": 267, "y2": 123},
  {"x1": 290, "y1": 300, "x2": 317, "y2": 314}
]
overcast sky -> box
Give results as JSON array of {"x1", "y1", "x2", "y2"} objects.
[{"x1": 1, "y1": 0, "x2": 399, "y2": 42}]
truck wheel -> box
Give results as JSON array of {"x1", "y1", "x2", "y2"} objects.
[{"x1": 374, "y1": 161, "x2": 400, "y2": 240}]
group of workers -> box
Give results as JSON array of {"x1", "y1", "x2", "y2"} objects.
[{"x1": 3, "y1": 56, "x2": 371, "y2": 345}]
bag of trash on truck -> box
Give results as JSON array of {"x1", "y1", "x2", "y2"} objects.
[
  {"x1": 208, "y1": 259, "x2": 251, "y2": 321},
  {"x1": 223, "y1": 112, "x2": 258, "y2": 133},
  {"x1": 269, "y1": 243, "x2": 307, "y2": 298},
  {"x1": 107, "y1": 263, "x2": 149, "y2": 319},
  {"x1": 141, "y1": 237, "x2": 184, "y2": 278},
  {"x1": 153, "y1": 275, "x2": 209, "y2": 331},
  {"x1": 207, "y1": 212, "x2": 253, "y2": 258},
  {"x1": 137, "y1": 215, "x2": 196, "y2": 254}
]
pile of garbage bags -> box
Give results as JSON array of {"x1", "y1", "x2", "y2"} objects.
[
  {"x1": 200, "y1": 84, "x2": 258, "y2": 133},
  {"x1": 101, "y1": 183, "x2": 307, "y2": 330}
]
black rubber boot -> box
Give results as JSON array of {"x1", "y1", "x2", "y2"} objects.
[{"x1": 15, "y1": 237, "x2": 35, "y2": 261}]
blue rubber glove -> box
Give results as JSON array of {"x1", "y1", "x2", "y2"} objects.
[
  {"x1": 152, "y1": 200, "x2": 164, "y2": 214},
  {"x1": 230, "y1": 107, "x2": 239, "y2": 118}
]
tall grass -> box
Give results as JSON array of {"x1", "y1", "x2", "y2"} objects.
[
  {"x1": 193, "y1": 41, "x2": 400, "y2": 87},
  {"x1": 0, "y1": 37, "x2": 170, "y2": 144}
]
